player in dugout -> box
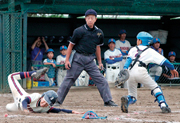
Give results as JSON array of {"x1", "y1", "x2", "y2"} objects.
[{"x1": 6, "y1": 68, "x2": 84, "y2": 114}]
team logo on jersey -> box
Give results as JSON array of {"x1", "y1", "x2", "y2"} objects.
[{"x1": 97, "y1": 33, "x2": 102, "y2": 38}]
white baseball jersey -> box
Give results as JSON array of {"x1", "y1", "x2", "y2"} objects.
[
  {"x1": 116, "y1": 40, "x2": 131, "y2": 88},
  {"x1": 104, "y1": 49, "x2": 122, "y2": 67},
  {"x1": 25, "y1": 93, "x2": 52, "y2": 113},
  {"x1": 56, "y1": 55, "x2": 66, "y2": 65},
  {"x1": 128, "y1": 46, "x2": 166, "y2": 66},
  {"x1": 127, "y1": 45, "x2": 166, "y2": 98},
  {"x1": 104, "y1": 49, "x2": 122, "y2": 83},
  {"x1": 6, "y1": 72, "x2": 52, "y2": 113},
  {"x1": 115, "y1": 40, "x2": 131, "y2": 56},
  {"x1": 56, "y1": 55, "x2": 67, "y2": 86}
]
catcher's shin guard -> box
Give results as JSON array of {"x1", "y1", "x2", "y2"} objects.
[
  {"x1": 121, "y1": 95, "x2": 137, "y2": 113},
  {"x1": 151, "y1": 86, "x2": 171, "y2": 113}
]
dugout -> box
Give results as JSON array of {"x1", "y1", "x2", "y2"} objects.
[{"x1": 1, "y1": 0, "x2": 180, "y2": 92}]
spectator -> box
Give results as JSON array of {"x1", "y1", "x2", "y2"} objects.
[
  {"x1": 168, "y1": 51, "x2": 176, "y2": 63},
  {"x1": 43, "y1": 48, "x2": 56, "y2": 86},
  {"x1": 56, "y1": 46, "x2": 67, "y2": 86},
  {"x1": 104, "y1": 38, "x2": 122, "y2": 83},
  {"x1": 149, "y1": 38, "x2": 163, "y2": 81},
  {"x1": 116, "y1": 29, "x2": 131, "y2": 88},
  {"x1": 31, "y1": 37, "x2": 49, "y2": 70},
  {"x1": 163, "y1": 51, "x2": 178, "y2": 78}
]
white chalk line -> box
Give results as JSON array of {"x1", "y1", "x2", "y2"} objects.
[{"x1": 0, "y1": 113, "x2": 180, "y2": 123}]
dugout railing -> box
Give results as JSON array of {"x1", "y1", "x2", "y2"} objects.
[{"x1": 30, "y1": 64, "x2": 65, "y2": 89}]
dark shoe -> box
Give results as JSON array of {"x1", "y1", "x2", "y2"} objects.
[
  {"x1": 53, "y1": 101, "x2": 61, "y2": 106},
  {"x1": 104, "y1": 100, "x2": 118, "y2": 106},
  {"x1": 32, "y1": 67, "x2": 48, "y2": 80},
  {"x1": 121, "y1": 96, "x2": 129, "y2": 113},
  {"x1": 161, "y1": 107, "x2": 171, "y2": 113}
]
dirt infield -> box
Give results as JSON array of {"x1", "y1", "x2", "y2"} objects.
[{"x1": 0, "y1": 86, "x2": 180, "y2": 123}]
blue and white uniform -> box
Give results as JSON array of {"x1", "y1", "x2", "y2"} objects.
[
  {"x1": 121, "y1": 31, "x2": 174, "y2": 113},
  {"x1": 149, "y1": 38, "x2": 163, "y2": 81},
  {"x1": 43, "y1": 58, "x2": 56, "y2": 86},
  {"x1": 104, "y1": 49, "x2": 122, "y2": 83}
]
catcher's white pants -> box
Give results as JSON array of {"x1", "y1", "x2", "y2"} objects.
[
  {"x1": 57, "y1": 69, "x2": 67, "y2": 86},
  {"x1": 106, "y1": 66, "x2": 120, "y2": 83},
  {"x1": 128, "y1": 63, "x2": 158, "y2": 99},
  {"x1": 120, "y1": 58, "x2": 128, "y2": 88},
  {"x1": 149, "y1": 65, "x2": 162, "y2": 80},
  {"x1": 75, "y1": 70, "x2": 89, "y2": 86},
  {"x1": 6, "y1": 72, "x2": 28, "y2": 111},
  {"x1": 45, "y1": 74, "x2": 54, "y2": 86}
]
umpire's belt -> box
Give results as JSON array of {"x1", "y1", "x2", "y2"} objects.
[
  {"x1": 108, "y1": 66, "x2": 119, "y2": 69},
  {"x1": 77, "y1": 51, "x2": 93, "y2": 56}
]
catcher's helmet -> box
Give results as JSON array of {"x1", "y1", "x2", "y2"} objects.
[{"x1": 136, "y1": 31, "x2": 153, "y2": 46}]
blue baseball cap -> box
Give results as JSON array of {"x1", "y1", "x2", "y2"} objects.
[
  {"x1": 108, "y1": 38, "x2": 116, "y2": 44},
  {"x1": 119, "y1": 29, "x2": 126, "y2": 35},
  {"x1": 153, "y1": 38, "x2": 160, "y2": 43},
  {"x1": 60, "y1": 45, "x2": 67, "y2": 51},
  {"x1": 137, "y1": 31, "x2": 153, "y2": 46},
  {"x1": 168, "y1": 51, "x2": 176, "y2": 57},
  {"x1": 42, "y1": 90, "x2": 58, "y2": 106},
  {"x1": 85, "y1": 9, "x2": 97, "y2": 17},
  {"x1": 46, "y1": 48, "x2": 54, "y2": 53}
]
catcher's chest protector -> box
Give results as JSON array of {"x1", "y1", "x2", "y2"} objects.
[{"x1": 130, "y1": 46, "x2": 149, "y2": 70}]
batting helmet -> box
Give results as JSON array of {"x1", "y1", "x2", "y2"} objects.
[
  {"x1": 42, "y1": 90, "x2": 58, "y2": 106},
  {"x1": 137, "y1": 31, "x2": 153, "y2": 46}
]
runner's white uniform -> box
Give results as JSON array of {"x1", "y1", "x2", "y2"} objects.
[
  {"x1": 104, "y1": 49, "x2": 122, "y2": 83},
  {"x1": 127, "y1": 45, "x2": 166, "y2": 98},
  {"x1": 6, "y1": 72, "x2": 52, "y2": 113}
]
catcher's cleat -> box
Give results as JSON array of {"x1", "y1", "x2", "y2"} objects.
[
  {"x1": 32, "y1": 67, "x2": 48, "y2": 80},
  {"x1": 161, "y1": 106, "x2": 171, "y2": 113},
  {"x1": 104, "y1": 100, "x2": 118, "y2": 107},
  {"x1": 121, "y1": 96, "x2": 129, "y2": 113}
]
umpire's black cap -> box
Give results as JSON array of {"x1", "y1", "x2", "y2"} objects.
[{"x1": 85, "y1": 9, "x2": 97, "y2": 17}]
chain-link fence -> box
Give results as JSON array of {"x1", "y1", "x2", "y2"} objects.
[
  {"x1": 148, "y1": 63, "x2": 180, "y2": 86},
  {"x1": 0, "y1": 13, "x2": 23, "y2": 93},
  {"x1": 156, "y1": 63, "x2": 180, "y2": 86}
]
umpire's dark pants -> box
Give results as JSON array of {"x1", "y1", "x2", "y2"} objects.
[{"x1": 57, "y1": 52, "x2": 112, "y2": 104}]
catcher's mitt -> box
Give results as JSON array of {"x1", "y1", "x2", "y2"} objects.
[{"x1": 115, "y1": 69, "x2": 129, "y2": 87}]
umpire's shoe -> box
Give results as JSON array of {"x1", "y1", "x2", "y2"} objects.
[
  {"x1": 53, "y1": 101, "x2": 61, "y2": 106},
  {"x1": 32, "y1": 67, "x2": 48, "y2": 80},
  {"x1": 104, "y1": 100, "x2": 118, "y2": 107},
  {"x1": 121, "y1": 96, "x2": 129, "y2": 113},
  {"x1": 161, "y1": 106, "x2": 171, "y2": 113}
]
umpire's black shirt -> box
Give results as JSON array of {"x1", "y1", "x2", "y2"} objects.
[{"x1": 70, "y1": 24, "x2": 104, "y2": 54}]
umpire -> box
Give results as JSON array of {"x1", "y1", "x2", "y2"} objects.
[{"x1": 56, "y1": 9, "x2": 117, "y2": 106}]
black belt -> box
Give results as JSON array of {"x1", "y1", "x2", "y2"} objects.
[
  {"x1": 108, "y1": 66, "x2": 119, "y2": 69},
  {"x1": 77, "y1": 52, "x2": 93, "y2": 56},
  {"x1": 138, "y1": 61, "x2": 147, "y2": 68}
]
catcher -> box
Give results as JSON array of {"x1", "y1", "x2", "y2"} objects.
[
  {"x1": 115, "y1": 31, "x2": 179, "y2": 113},
  {"x1": 6, "y1": 68, "x2": 83, "y2": 114}
]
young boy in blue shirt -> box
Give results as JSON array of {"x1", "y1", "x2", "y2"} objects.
[{"x1": 43, "y1": 48, "x2": 56, "y2": 86}]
